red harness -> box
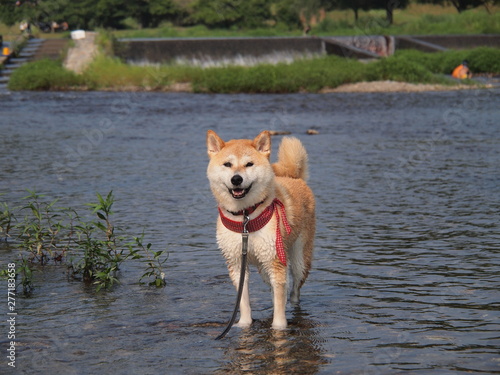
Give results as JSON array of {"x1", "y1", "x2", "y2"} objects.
[{"x1": 218, "y1": 199, "x2": 291, "y2": 265}]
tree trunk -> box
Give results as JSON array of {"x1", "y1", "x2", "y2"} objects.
[
  {"x1": 450, "y1": 0, "x2": 467, "y2": 13},
  {"x1": 353, "y1": 8, "x2": 359, "y2": 23},
  {"x1": 386, "y1": 6, "x2": 393, "y2": 25}
]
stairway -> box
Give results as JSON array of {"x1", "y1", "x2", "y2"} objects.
[
  {"x1": 32, "y1": 38, "x2": 69, "y2": 60},
  {"x1": 0, "y1": 38, "x2": 42, "y2": 90},
  {"x1": 0, "y1": 38, "x2": 68, "y2": 90}
]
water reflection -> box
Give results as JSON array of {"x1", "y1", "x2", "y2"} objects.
[{"x1": 217, "y1": 308, "x2": 327, "y2": 375}]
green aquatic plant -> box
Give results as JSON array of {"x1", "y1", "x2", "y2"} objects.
[
  {"x1": 71, "y1": 191, "x2": 123, "y2": 291},
  {"x1": 0, "y1": 199, "x2": 14, "y2": 241},
  {"x1": 132, "y1": 233, "x2": 168, "y2": 287},
  {"x1": 1, "y1": 190, "x2": 168, "y2": 294},
  {"x1": 18, "y1": 190, "x2": 74, "y2": 265}
]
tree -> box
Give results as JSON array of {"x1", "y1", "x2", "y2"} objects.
[
  {"x1": 273, "y1": 0, "x2": 302, "y2": 29},
  {"x1": 129, "y1": 0, "x2": 184, "y2": 28},
  {"x1": 335, "y1": 0, "x2": 372, "y2": 22},
  {"x1": 326, "y1": 0, "x2": 409, "y2": 24},
  {"x1": 190, "y1": 0, "x2": 272, "y2": 28},
  {"x1": 376, "y1": 0, "x2": 411, "y2": 25},
  {"x1": 416, "y1": 0, "x2": 499, "y2": 13},
  {"x1": 93, "y1": 0, "x2": 131, "y2": 29},
  {"x1": 0, "y1": 0, "x2": 22, "y2": 26}
]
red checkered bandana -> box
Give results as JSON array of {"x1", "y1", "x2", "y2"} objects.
[{"x1": 218, "y1": 199, "x2": 291, "y2": 265}]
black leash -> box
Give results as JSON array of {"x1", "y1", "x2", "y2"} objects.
[{"x1": 215, "y1": 213, "x2": 250, "y2": 340}]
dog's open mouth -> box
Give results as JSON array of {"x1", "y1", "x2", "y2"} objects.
[{"x1": 229, "y1": 185, "x2": 252, "y2": 199}]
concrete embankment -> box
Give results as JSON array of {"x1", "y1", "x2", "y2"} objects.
[
  {"x1": 64, "y1": 31, "x2": 98, "y2": 73},
  {"x1": 115, "y1": 36, "x2": 382, "y2": 66},
  {"x1": 115, "y1": 34, "x2": 500, "y2": 66}
]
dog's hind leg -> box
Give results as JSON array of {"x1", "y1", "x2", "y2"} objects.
[
  {"x1": 228, "y1": 263, "x2": 252, "y2": 328},
  {"x1": 289, "y1": 234, "x2": 313, "y2": 305}
]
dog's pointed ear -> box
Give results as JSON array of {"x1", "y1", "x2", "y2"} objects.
[
  {"x1": 253, "y1": 131, "x2": 271, "y2": 158},
  {"x1": 207, "y1": 130, "x2": 225, "y2": 157}
]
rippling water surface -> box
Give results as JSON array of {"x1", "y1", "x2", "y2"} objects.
[{"x1": 0, "y1": 89, "x2": 499, "y2": 374}]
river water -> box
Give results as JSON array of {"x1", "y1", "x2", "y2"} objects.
[{"x1": 0, "y1": 89, "x2": 499, "y2": 374}]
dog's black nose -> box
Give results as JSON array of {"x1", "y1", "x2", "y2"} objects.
[{"x1": 231, "y1": 175, "x2": 243, "y2": 186}]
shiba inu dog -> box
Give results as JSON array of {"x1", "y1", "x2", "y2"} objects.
[{"x1": 206, "y1": 130, "x2": 315, "y2": 330}]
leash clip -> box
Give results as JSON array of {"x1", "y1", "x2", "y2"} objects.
[
  {"x1": 242, "y1": 213, "x2": 250, "y2": 234},
  {"x1": 241, "y1": 213, "x2": 250, "y2": 256}
]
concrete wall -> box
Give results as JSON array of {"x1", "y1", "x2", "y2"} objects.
[
  {"x1": 115, "y1": 35, "x2": 500, "y2": 65},
  {"x1": 414, "y1": 35, "x2": 500, "y2": 49},
  {"x1": 395, "y1": 36, "x2": 447, "y2": 53},
  {"x1": 116, "y1": 37, "x2": 324, "y2": 64}
]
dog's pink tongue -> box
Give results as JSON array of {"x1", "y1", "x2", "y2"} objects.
[{"x1": 233, "y1": 189, "x2": 244, "y2": 197}]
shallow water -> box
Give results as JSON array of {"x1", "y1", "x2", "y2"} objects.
[{"x1": 0, "y1": 89, "x2": 499, "y2": 374}]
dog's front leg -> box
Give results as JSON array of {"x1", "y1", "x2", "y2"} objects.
[
  {"x1": 228, "y1": 263, "x2": 252, "y2": 328},
  {"x1": 271, "y1": 261, "x2": 288, "y2": 330}
]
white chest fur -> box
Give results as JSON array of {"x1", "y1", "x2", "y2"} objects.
[{"x1": 216, "y1": 217, "x2": 279, "y2": 267}]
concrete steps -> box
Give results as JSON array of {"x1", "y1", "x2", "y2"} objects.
[
  {"x1": 0, "y1": 38, "x2": 44, "y2": 89},
  {"x1": 32, "y1": 39, "x2": 69, "y2": 60}
]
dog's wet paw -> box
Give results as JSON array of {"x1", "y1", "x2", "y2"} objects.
[
  {"x1": 271, "y1": 320, "x2": 288, "y2": 330},
  {"x1": 235, "y1": 320, "x2": 252, "y2": 328}
]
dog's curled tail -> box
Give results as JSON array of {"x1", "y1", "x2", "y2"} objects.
[{"x1": 272, "y1": 137, "x2": 309, "y2": 180}]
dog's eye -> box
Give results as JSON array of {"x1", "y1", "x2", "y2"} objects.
[
  {"x1": 223, "y1": 162, "x2": 232, "y2": 168},
  {"x1": 246, "y1": 162, "x2": 254, "y2": 167}
]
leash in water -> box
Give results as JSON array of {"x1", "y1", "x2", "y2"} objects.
[{"x1": 215, "y1": 213, "x2": 250, "y2": 340}]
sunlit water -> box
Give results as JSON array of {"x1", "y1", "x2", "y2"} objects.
[{"x1": 0, "y1": 89, "x2": 499, "y2": 374}]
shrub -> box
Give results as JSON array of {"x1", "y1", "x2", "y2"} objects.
[
  {"x1": 8, "y1": 59, "x2": 82, "y2": 91},
  {"x1": 395, "y1": 47, "x2": 500, "y2": 75},
  {"x1": 465, "y1": 47, "x2": 500, "y2": 74},
  {"x1": 364, "y1": 56, "x2": 435, "y2": 83}
]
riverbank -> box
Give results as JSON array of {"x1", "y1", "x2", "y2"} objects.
[
  {"x1": 92, "y1": 80, "x2": 487, "y2": 93},
  {"x1": 6, "y1": 46, "x2": 500, "y2": 93},
  {"x1": 322, "y1": 80, "x2": 487, "y2": 93}
]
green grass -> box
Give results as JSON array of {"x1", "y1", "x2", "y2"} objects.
[
  {"x1": 8, "y1": 58, "x2": 83, "y2": 90},
  {"x1": 82, "y1": 55, "x2": 203, "y2": 90},
  {"x1": 114, "y1": 23, "x2": 303, "y2": 39},
  {"x1": 394, "y1": 47, "x2": 500, "y2": 75},
  {"x1": 313, "y1": 5, "x2": 499, "y2": 36},
  {"x1": 193, "y1": 56, "x2": 368, "y2": 93},
  {"x1": 110, "y1": 5, "x2": 500, "y2": 39}
]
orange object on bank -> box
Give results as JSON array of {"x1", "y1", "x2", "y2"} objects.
[{"x1": 452, "y1": 60, "x2": 472, "y2": 79}]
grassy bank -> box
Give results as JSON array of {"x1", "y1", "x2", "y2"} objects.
[
  {"x1": 112, "y1": 4, "x2": 499, "y2": 39},
  {"x1": 313, "y1": 4, "x2": 499, "y2": 36},
  {"x1": 8, "y1": 46, "x2": 499, "y2": 93}
]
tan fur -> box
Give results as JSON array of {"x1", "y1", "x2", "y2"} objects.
[
  {"x1": 206, "y1": 130, "x2": 315, "y2": 330},
  {"x1": 272, "y1": 137, "x2": 309, "y2": 180}
]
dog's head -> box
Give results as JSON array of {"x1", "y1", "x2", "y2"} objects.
[{"x1": 206, "y1": 130, "x2": 274, "y2": 213}]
